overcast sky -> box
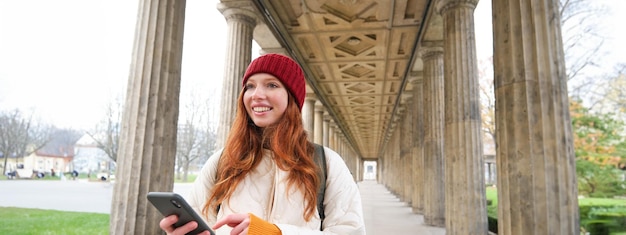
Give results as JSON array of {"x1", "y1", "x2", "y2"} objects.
[
  {"x1": 0, "y1": 0, "x2": 623, "y2": 130},
  {"x1": 0, "y1": 0, "x2": 226, "y2": 130}
]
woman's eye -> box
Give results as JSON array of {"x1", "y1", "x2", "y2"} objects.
[
  {"x1": 268, "y1": 83, "x2": 279, "y2": 88},
  {"x1": 245, "y1": 84, "x2": 255, "y2": 89}
]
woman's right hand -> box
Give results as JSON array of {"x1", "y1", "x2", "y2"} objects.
[{"x1": 159, "y1": 214, "x2": 212, "y2": 235}]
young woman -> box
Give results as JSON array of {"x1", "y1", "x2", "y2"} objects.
[{"x1": 159, "y1": 53, "x2": 365, "y2": 235}]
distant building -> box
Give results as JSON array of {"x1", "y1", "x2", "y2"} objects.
[{"x1": 73, "y1": 134, "x2": 114, "y2": 174}]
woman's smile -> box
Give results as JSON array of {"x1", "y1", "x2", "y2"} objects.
[{"x1": 243, "y1": 73, "x2": 289, "y2": 127}]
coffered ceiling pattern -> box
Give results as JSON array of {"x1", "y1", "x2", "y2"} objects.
[{"x1": 257, "y1": 0, "x2": 433, "y2": 159}]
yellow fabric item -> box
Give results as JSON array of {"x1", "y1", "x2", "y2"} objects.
[{"x1": 248, "y1": 213, "x2": 282, "y2": 235}]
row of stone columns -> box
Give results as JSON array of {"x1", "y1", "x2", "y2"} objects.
[
  {"x1": 302, "y1": 94, "x2": 362, "y2": 181},
  {"x1": 378, "y1": 0, "x2": 489, "y2": 233},
  {"x1": 110, "y1": 0, "x2": 579, "y2": 234},
  {"x1": 376, "y1": 0, "x2": 579, "y2": 234}
]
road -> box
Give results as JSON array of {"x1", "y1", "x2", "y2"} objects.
[{"x1": 0, "y1": 180, "x2": 193, "y2": 214}]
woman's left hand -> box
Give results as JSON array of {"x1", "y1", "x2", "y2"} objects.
[{"x1": 212, "y1": 213, "x2": 251, "y2": 235}]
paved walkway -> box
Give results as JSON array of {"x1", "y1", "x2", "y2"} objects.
[{"x1": 359, "y1": 180, "x2": 446, "y2": 235}]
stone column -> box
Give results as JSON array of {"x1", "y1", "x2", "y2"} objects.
[
  {"x1": 323, "y1": 113, "x2": 330, "y2": 146},
  {"x1": 110, "y1": 0, "x2": 186, "y2": 234},
  {"x1": 313, "y1": 101, "x2": 324, "y2": 145},
  {"x1": 302, "y1": 95, "x2": 316, "y2": 141},
  {"x1": 409, "y1": 76, "x2": 425, "y2": 214},
  {"x1": 436, "y1": 0, "x2": 488, "y2": 233},
  {"x1": 377, "y1": 155, "x2": 384, "y2": 183},
  {"x1": 216, "y1": 3, "x2": 257, "y2": 148},
  {"x1": 421, "y1": 46, "x2": 446, "y2": 227},
  {"x1": 400, "y1": 106, "x2": 413, "y2": 205},
  {"x1": 390, "y1": 123, "x2": 402, "y2": 195},
  {"x1": 492, "y1": 0, "x2": 579, "y2": 234},
  {"x1": 329, "y1": 123, "x2": 336, "y2": 149}
]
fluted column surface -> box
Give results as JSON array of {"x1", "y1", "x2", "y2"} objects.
[
  {"x1": 322, "y1": 115, "x2": 330, "y2": 146},
  {"x1": 110, "y1": 0, "x2": 186, "y2": 234},
  {"x1": 216, "y1": 8, "x2": 255, "y2": 148},
  {"x1": 493, "y1": 0, "x2": 579, "y2": 234},
  {"x1": 302, "y1": 96, "x2": 316, "y2": 141},
  {"x1": 410, "y1": 78, "x2": 425, "y2": 214},
  {"x1": 314, "y1": 102, "x2": 324, "y2": 145},
  {"x1": 437, "y1": 0, "x2": 488, "y2": 234},
  {"x1": 400, "y1": 107, "x2": 413, "y2": 203},
  {"x1": 421, "y1": 47, "x2": 446, "y2": 227}
]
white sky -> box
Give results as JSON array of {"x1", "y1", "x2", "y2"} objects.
[
  {"x1": 0, "y1": 0, "x2": 624, "y2": 130},
  {"x1": 0, "y1": 0, "x2": 226, "y2": 130}
]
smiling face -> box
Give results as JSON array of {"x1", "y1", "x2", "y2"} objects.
[{"x1": 243, "y1": 73, "x2": 290, "y2": 128}]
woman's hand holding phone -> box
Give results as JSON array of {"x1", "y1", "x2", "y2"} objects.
[
  {"x1": 147, "y1": 192, "x2": 216, "y2": 235},
  {"x1": 159, "y1": 214, "x2": 212, "y2": 235}
]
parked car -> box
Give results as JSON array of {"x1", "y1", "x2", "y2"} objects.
[
  {"x1": 96, "y1": 171, "x2": 115, "y2": 181},
  {"x1": 5, "y1": 170, "x2": 17, "y2": 179}
]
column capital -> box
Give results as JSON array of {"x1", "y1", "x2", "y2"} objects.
[
  {"x1": 217, "y1": 1, "x2": 258, "y2": 25},
  {"x1": 435, "y1": 0, "x2": 479, "y2": 14},
  {"x1": 323, "y1": 111, "x2": 331, "y2": 120},
  {"x1": 314, "y1": 101, "x2": 325, "y2": 111},
  {"x1": 419, "y1": 46, "x2": 444, "y2": 60},
  {"x1": 305, "y1": 92, "x2": 318, "y2": 101},
  {"x1": 408, "y1": 71, "x2": 423, "y2": 84}
]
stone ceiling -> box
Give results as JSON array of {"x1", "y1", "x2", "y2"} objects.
[{"x1": 250, "y1": 0, "x2": 443, "y2": 159}]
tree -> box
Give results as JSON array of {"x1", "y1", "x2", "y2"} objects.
[
  {"x1": 478, "y1": 56, "x2": 495, "y2": 149},
  {"x1": 570, "y1": 99, "x2": 626, "y2": 197},
  {"x1": 175, "y1": 91, "x2": 217, "y2": 182},
  {"x1": 88, "y1": 94, "x2": 123, "y2": 163},
  {"x1": 559, "y1": 0, "x2": 608, "y2": 95},
  {"x1": 0, "y1": 109, "x2": 52, "y2": 175},
  {"x1": 87, "y1": 94, "x2": 123, "y2": 180},
  {"x1": 592, "y1": 65, "x2": 626, "y2": 119}
]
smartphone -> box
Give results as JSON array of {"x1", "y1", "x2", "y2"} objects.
[{"x1": 147, "y1": 192, "x2": 215, "y2": 235}]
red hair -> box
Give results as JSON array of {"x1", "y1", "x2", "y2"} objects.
[{"x1": 203, "y1": 90, "x2": 320, "y2": 221}]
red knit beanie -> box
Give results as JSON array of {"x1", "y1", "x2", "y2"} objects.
[{"x1": 242, "y1": 53, "x2": 306, "y2": 111}]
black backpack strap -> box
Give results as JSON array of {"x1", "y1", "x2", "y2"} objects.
[{"x1": 313, "y1": 143, "x2": 327, "y2": 229}]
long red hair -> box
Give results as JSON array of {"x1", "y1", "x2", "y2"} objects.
[{"x1": 203, "y1": 90, "x2": 320, "y2": 221}]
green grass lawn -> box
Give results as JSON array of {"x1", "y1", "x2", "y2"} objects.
[
  {"x1": 0, "y1": 207, "x2": 109, "y2": 235},
  {"x1": 580, "y1": 197, "x2": 626, "y2": 207},
  {"x1": 485, "y1": 186, "x2": 626, "y2": 211}
]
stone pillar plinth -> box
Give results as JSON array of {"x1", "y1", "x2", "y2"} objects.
[
  {"x1": 421, "y1": 47, "x2": 446, "y2": 227},
  {"x1": 436, "y1": 0, "x2": 488, "y2": 233},
  {"x1": 492, "y1": 0, "x2": 579, "y2": 234},
  {"x1": 110, "y1": 0, "x2": 186, "y2": 234},
  {"x1": 216, "y1": 2, "x2": 257, "y2": 148}
]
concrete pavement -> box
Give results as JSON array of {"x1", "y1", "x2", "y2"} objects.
[
  {"x1": 359, "y1": 180, "x2": 446, "y2": 235},
  {"x1": 0, "y1": 180, "x2": 192, "y2": 214},
  {"x1": 0, "y1": 180, "x2": 445, "y2": 234}
]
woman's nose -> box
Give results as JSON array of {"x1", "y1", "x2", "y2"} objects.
[{"x1": 250, "y1": 87, "x2": 266, "y2": 98}]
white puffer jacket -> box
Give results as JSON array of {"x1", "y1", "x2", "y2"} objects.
[{"x1": 188, "y1": 147, "x2": 366, "y2": 235}]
